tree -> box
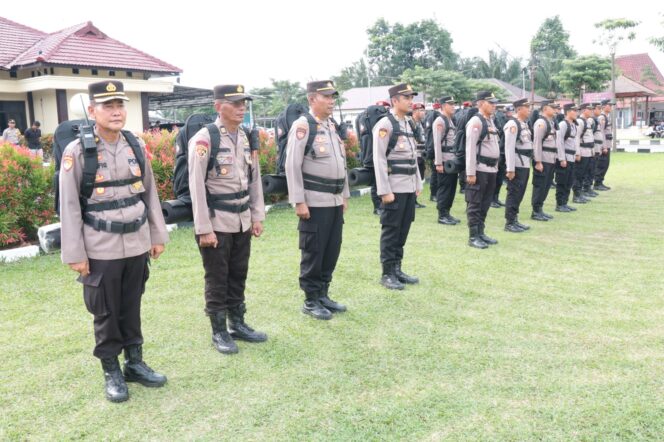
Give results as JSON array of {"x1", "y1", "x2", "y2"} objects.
[
  {"x1": 249, "y1": 80, "x2": 307, "y2": 119},
  {"x1": 554, "y1": 55, "x2": 611, "y2": 99},
  {"x1": 529, "y1": 16, "x2": 576, "y2": 96},
  {"x1": 331, "y1": 59, "x2": 369, "y2": 92},
  {"x1": 399, "y1": 67, "x2": 508, "y2": 102},
  {"x1": 650, "y1": 13, "x2": 664, "y2": 52},
  {"x1": 366, "y1": 18, "x2": 458, "y2": 84},
  {"x1": 459, "y1": 50, "x2": 523, "y2": 85}
]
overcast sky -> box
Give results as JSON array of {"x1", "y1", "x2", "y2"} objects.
[{"x1": 6, "y1": 1, "x2": 664, "y2": 90}]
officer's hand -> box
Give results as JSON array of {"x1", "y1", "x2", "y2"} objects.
[
  {"x1": 575, "y1": 155, "x2": 581, "y2": 163},
  {"x1": 150, "y1": 244, "x2": 165, "y2": 260},
  {"x1": 252, "y1": 221, "x2": 263, "y2": 238},
  {"x1": 506, "y1": 171, "x2": 515, "y2": 181},
  {"x1": 560, "y1": 160, "x2": 567, "y2": 168},
  {"x1": 295, "y1": 202, "x2": 310, "y2": 220},
  {"x1": 342, "y1": 199, "x2": 348, "y2": 214},
  {"x1": 69, "y1": 260, "x2": 89, "y2": 276},
  {"x1": 436, "y1": 165, "x2": 444, "y2": 173},
  {"x1": 199, "y1": 232, "x2": 218, "y2": 248},
  {"x1": 535, "y1": 162, "x2": 544, "y2": 172},
  {"x1": 416, "y1": 190, "x2": 421, "y2": 197},
  {"x1": 466, "y1": 175, "x2": 477, "y2": 185},
  {"x1": 602, "y1": 148, "x2": 608, "y2": 155},
  {"x1": 381, "y1": 193, "x2": 395, "y2": 204}
]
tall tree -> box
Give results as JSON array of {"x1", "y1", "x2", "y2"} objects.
[
  {"x1": 554, "y1": 55, "x2": 611, "y2": 99},
  {"x1": 366, "y1": 18, "x2": 458, "y2": 84},
  {"x1": 650, "y1": 13, "x2": 664, "y2": 52},
  {"x1": 400, "y1": 67, "x2": 508, "y2": 102},
  {"x1": 529, "y1": 16, "x2": 576, "y2": 96},
  {"x1": 249, "y1": 80, "x2": 307, "y2": 119},
  {"x1": 331, "y1": 59, "x2": 369, "y2": 92}
]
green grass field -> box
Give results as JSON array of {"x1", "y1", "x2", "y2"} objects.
[{"x1": 1, "y1": 153, "x2": 663, "y2": 441}]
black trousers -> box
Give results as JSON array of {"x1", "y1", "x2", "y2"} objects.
[
  {"x1": 458, "y1": 170, "x2": 467, "y2": 192},
  {"x1": 573, "y1": 157, "x2": 591, "y2": 194},
  {"x1": 594, "y1": 150, "x2": 611, "y2": 184},
  {"x1": 583, "y1": 155, "x2": 597, "y2": 189},
  {"x1": 531, "y1": 161, "x2": 555, "y2": 212},
  {"x1": 82, "y1": 253, "x2": 150, "y2": 359},
  {"x1": 555, "y1": 161, "x2": 575, "y2": 206},
  {"x1": 504, "y1": 167, "x2": 530, "y2": 223},
  {"x1": 417, "y1": 157, "x2": 425, "y2": 183},
  {"x1": 368, "y1": 168, "x2": 381, "y2": 210},
  {"x1": 298, "y1": 206, "x2": 344, "y2": 296},
  {"x1": 436, "y1": 171, "x2": 458, "y2": 214},
  {"x1": 428, "y1": 159, "x2": 439, "y2": 197},
  {"x1": 493, "y1": 154, "x2": 506, "y2": 200},
  {"x1": 197, "y1": 230, "x2": 251, "y2": 314},
  {"x1": 380, "y1": 192, "x2": 416, "y2": 264},
  {"x1": 465, "y1": 171, "x2": 496, "y2": 227}
]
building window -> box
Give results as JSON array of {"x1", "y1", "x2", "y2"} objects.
[
  {"x1": 72, "y1": 68, "x2": 79, "y2": 74},
  {"x1": 50, "y1": 67, "x2": 54, "y2": 75},
  {"x1": 43, "y1": 68, "x2": 48, "y2": 75},
  {"x1": 91, "y1": 69, "x2": 98, "y2": 75},
  {"x1": 31, "y1": 71, "x2": 35, "y2": 77},
  {"x1": 126, "y1": 71, "x2": 133, "y2": 77},
  {"x1": 9, "y1": 71, "x2": 17, "y2": 78},
  {"x1": 109, "y1": 70, "x2": 115, "y2": 77}
]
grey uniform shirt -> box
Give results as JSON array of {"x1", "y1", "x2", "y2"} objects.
[
  {"x1": 285, "y1": 113, "x2": 350, "y2": 207},
  {"x1": 188, "y1": 118, "x2": 265, "y2": 235},
  {"x1": 602, "y1": 112, "x2": 612, "y2": 149},
  {"x1": 59, "y1": 131, "x2": 169, "y2": 264},
  {"x1": 558, "y1": 120, "x2": 579, "y2": 162},
  {"x1": 532, "y1": 118, "x2": 561, "y2": 164},
  {"x1": 577, "y1": 118, "x2": 595, "y2": 158},
  {"x1": 372, "y1": 112, "x2": 423, "y2": 195},
  {"x1": 2, "y1": 128, "x2": 20, "y2": 144},
  {"x1": 433, "y1": 115, "x2": 456, "y2": 166},
  {"x1": 465, "y1": 114, "x2": 500, "y2": 176},
  {"x1": 595, "y1": 114, "x2": 607, "y2": 153},
  {"x1": 503, "y1": 118, "x2": 533, "y2": 171}
]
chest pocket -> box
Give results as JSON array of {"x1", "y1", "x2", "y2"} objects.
[
  {"x1": 313, "y1": 133, "x2": 332, "y2": 157},
  {"x1": 127, "y1": 153, "x2": 145, "y2": 194},
  {"x1": 91, "y1": 169, "x2": 115, "y2": 200},
  {"x1": 215, "y1": 154, "x2": 236, "y2": 179}
]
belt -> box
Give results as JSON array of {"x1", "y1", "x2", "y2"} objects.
[
  {"x1": 516, "y1": 148, "x2": 533, "y2": 157},
  {"x1": 208, "y1": 200, "x2": 250, "y2": 213},
  {"x1": 594, "y1": 140, "x2": 603, "y2": 145},
  {"x1": 83, "y1": 207, "x2": 148, "y2": 234},
  {"x1": 477, "y1": 155, "x2": 498, "y2": 167},
  {"x1": 388, "y1": 166, "x2": 417, "y2": 175},
  {"x1": 441, "y1": 145, "x2": 455, "y2": 153},
  {"x1": 605, "y1": 135, "x2": 613, "y2": 140},
  {"x1": 542, "y1": 147, "x2": 557, "y2": 153},
  {"x1": 565, "y1": 149, "x2": 576, "y2": 155},
  {"x1": 81, "y1": 195, "x2": 142, "y2": 213},
  {"x1": 93, "y1": 176, "x2": 142, "y2": 188},
  {"x1": 302, "y1": 172, "x2": 345, "y2": 194},
  {"x1": 207, "y1": 189, "x2": 249, "y2": 202},
  {"x1": 581, "y1": 142, "x2": 594, "y2": 148}
]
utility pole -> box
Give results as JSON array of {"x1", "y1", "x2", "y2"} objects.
[
  {"x1": 529, "y1": 64, "x2": 537, "y2": 104},
  {"x1": 610, "y1": 48, "x2": 617, "y2": 151}
]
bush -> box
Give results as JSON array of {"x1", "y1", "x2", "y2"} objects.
[
  {"x1": 139, "y1": 129, "x2": 177, "y2": 202},
  {"x1": 343, "y1": 130, "x2": 361, "y2": 170},
  {"x1": 0, "y1": 143, "x2": 56, "y2": 248},
  {"x1": 18, "y1": 133, "x2": 54, "y2": 161}
]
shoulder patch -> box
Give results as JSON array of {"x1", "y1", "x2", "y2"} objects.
[
  {"x1": 510, "y1": 126, "x2": 517, "y2": 134},
  {"x1": 378, "y1": 128, "x2": 388, "y2": 138},
  {"x1": 63, "y1": 154, "x2": 74, "y2": 171},
  {"x1": 296, "y1": 126, "x2": 307, "y2": 140},
  {"x1": 196, "y1": 144, "x2": 208, "y2": 157}
]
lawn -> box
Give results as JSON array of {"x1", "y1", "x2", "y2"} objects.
[{"x1": 1, "y1": 153, "x2": 663, "y2": 441}]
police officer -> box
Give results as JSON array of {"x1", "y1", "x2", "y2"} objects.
[
  {"x1": 428, "y1": 102, "x2": 442, "y2": 202},
  {"x1": 531, "y1": 100, "x2": 562, "y2": 221},
  {"x1": 189, "y1": 84, "x2": 267, "y2": 354},
  {"x1": 503, "y1": 98, "x2": 532, "y2": 233},
  {"x1": 594, "y1": 99, "x2": 612, "y2": 191},
  {"x1": 285, "y1": 80, "x2": 349, "y2": 320},
  {"x1": 1, "y1": 118, "x2": 20, "y2": 144},
  {"x1": 411, "y1": 103, "x2": 427, "y2": 209},
  {"x1": 432, "y1": 96, "x2": 460, "y2": 225},
  {"x1": 583, "y1": 103, "x2": 603, "y2": 198},
  {"x1": 373, "y1": 83, "x2": 422, "y2": 289},
  {"x1": 465, "y1": 91, "x2": 501, "y2": 248},
  {"x1": 60, "y1": 80, "x2": 168, "y2": 402},
  {"x1": 492, "y1": 105, "x2": 512, "y2": 208},
  {"x1": 573, "y1": 104, "x2": 594, "y2": 204},
  {"x1": 555, "y1": 103, "x2": 579, "y2": 213}
]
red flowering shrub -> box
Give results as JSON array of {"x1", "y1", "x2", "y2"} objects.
[
  {"x1": 0, "y1": 143, "x2": 56, "y2": 248},
  {"x1": 139, "y1": 129, "x2": 177, "y2": 201}
]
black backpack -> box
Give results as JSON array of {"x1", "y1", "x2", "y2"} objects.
[
  {"x1": 172, "y1": 113, "x2": 258, "y2": 204},
  {"x1": 357, "y1": 105, "x2": 402, "y2": 168},
  {"x1": 562, "y1": 119, "x2": 578, "y2": 141},
  {"x1": 452, "y1": 107, "x2": 484, "y2": 155},
  {"x1": 424, "y1": 111, "x2": 451, "y2": 160},
  {"x1": 274, "y1": 104, "x2": 318, "y2": 175},
  {"x1": 52, "y1": 120, "x2": 144, "y2": 215},
  {"x1": 528, "y1": 108, "x2": 540, "y2": 132},
  {"x1": 499, "y1": 118, "x2": 523, "y2": 152}
]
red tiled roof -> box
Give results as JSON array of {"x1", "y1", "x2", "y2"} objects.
[
  {"x1": 1, "y1": 17, "x2": 181, "y2": 74},
  {"x1": 615, "y1": 53, "x2": 664, "y2": 94},
  {"x1": 0, "y1": 17, "x2": 46, "y2": 67}
]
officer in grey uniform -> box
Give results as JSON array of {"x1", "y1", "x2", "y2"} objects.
[
  {"x1": 594, "y1": 99, "x2": 612, "y2": 191},
  {"x1": 372, "y1": 83, "x2": 422, "y2": 290},
  {"x1": 555, "y1": 103, "x2": 579, "y2": 213},
  {"x1": 189, "y1": 84, "x2": 267, "y2": 354},
  {"x1": 583, "y1": 103, "x2": 603, "y2": 198},
  {"x1": 465, "y1": 91, "x2": 501, "y2": 248},
  {"x1": 411, "y1": 102, "x2": 427, "y2": 209},
  {"x1": 531, "y1": 100, "x2": 562, "y2": 221},
  {"x1": 573, "y1": 104, "x2": 594, "y2": 204},
  {"x1": 60, "y1": 80, "x2": 168, "y2": 402},
  {"x1": 285, "y1": 80, "x2": 349, "y2": 320},
  {"x1": 432, "y1": 96, "x2": 460, "y2": 225},
  {"x1": 503, "y1": 98, "x2": 532, "y2": 233},
  {"x1": 428, "y1": 102, "x2": 443, "y2": 202}
]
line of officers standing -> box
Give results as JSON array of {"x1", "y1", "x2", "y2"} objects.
[{"x1": 59, "y1": 79, "x2": 612, "y2": 403}]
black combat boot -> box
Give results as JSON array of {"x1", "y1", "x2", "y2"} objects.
[
  {"x1": 209, "y1": 311, "x2": 239, "y2": 354},
  {"x1": 429, "y1": 194, "x2": 437, "y2": 202},
  {"x1": 101, "y1": 356, "x2": 129, "y2": 403},
  {"x1": 395, "y1": 261, "x2": 419, "y2": 284},
  {"x1": 415, "y1": 199, "x2": 426, "y2": 209},
  {"x1": 504, "y1": 222, "x2": 524, "y2": 233},
  {"x1": 437, "y1": 210, "x2": 457, "y2": 225},
  {"x1": 302, "y1": 292, "x2": 333, "y2": 320},
  {"x1": 565, "y1": 204, "x2": 577, "y2": 211},
  {"x1": 531, "y1": 210, "x2": 549, "y2": 221},
  {"x1": 479, "y1": 224, "x2": 498, "y2": 245},
  {"x1": 319, "y1": 283, "x2": 347, "y2": 313},
  {"x1": 468, "y1": 225, "x2": 488, "y2": 249},
  {"x1": 227, "y1": 303, "x2": 268, "y2": 342},
  {"x1": 555, "y1": 205, "x2": 572, "y2": 213},
  {"x1": 594, "y1": 183, "x2": 611, "y2": 191},
  {"x1": 573, "y1": 192, "x2": 588, "y2": 204},
  {"x1": 584, "y1": 187, "x2": 598, "y2": 198},
  {"x1": 123, "y1": 344, "x2": 167, "y2": 387},
  {"x1": 380, "y1": 262, "x2": 405, "y2": 290},
  {"x1": 514, "y1": 217, "x2": 530, "y2": 230}
]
